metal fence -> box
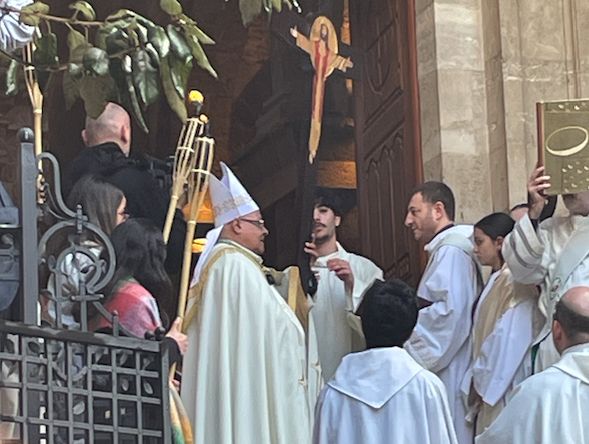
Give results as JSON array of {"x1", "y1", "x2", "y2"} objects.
[{"x1": 0, "y1": 129, "x2": 171, "y2": 443}]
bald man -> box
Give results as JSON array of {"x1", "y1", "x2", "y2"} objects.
[
  {"x1": 63, "y1": 103, "x2": 186, "y2": 281},
  {"x1": 476, "y1": 286, "x2": 589, "y2": 443}
]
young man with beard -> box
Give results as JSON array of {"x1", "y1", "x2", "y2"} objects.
[
  {"x1": 304, "y1": 189, "x2": 382, "y2": 381},
  {"x1": 503, "y1": 165, "x2": 589, "y2": 372},
  {"x1": 403, "y1": 181, "x2": 482, "y2": 444}
]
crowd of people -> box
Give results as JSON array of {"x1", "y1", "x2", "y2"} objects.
[{"x1": 31, "y1": 103, "x2": 589, "y2": 443}]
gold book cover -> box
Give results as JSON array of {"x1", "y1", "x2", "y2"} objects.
[{"x1": 537, "y1": 99, "x2": 589, "y2": 195}]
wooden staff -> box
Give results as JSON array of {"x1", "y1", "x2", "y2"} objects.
[
  {"x1": 23, "y1": 42, "x2": 43, "y2": 157},
  {"x1": 162, "y1": 115, "x2": 207, "y2": 243},
  {"x1": 170, "y1": 131, "x2": 214, "y2": 378}
]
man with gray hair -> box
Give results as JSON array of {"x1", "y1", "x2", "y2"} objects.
[{"x1": 476, "y1": 286, "x2": 589, "y2": 443}]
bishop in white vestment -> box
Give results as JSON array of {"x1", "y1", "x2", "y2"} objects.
[
  {"x1": 476, "y1": 286, "x2": 589, "y2": 444},
  {"x1": 313, "y1": 279, "x2": 458, "y2": 444},
  {"x1": 181, "y1": 163, "x2": 318, "y2": 444},
  {"x1": 404, "y1": 183, "x2": 481, "y2": 444}
]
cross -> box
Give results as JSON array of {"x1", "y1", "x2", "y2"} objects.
[{"x1": 290, "y1": 16, "x2": 353, "y2": 164}]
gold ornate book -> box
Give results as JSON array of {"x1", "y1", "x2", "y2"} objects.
[{"x1": 537, "y1": 99, "x2": 589, "y2": 195}]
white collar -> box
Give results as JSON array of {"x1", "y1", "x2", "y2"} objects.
[
  {"x1": 327, "y1": 347, "x2": 423, "y2": 409},
  {"x1": 425, "y1": 224, "x2": 474, "y2": 253},
  {"x1": 554, "y1": 343, "x2": 589, "y2": 385}
]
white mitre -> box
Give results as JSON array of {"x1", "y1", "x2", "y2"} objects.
[{"x1": 190, "y1": 162, "x2": 260, "y2": 286}]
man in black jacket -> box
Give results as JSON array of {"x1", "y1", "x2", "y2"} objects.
[{"x1": 63, "y1": 103, "x2": 186, "y2": 276}]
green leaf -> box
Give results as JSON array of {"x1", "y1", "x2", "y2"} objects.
[
  {"x1": 6, "y1": 60, "x2": 19, "y2": 96},
  {"x1": 105, "y1": 28, "x2": 130, "y2": 55},
  {"x1": 160, "y1": 0, "x2": 182, "y2": 16},
  {"x1": 62, "y1": 71, "x2": 80, "y2": 109},
  {"x1": 67, "y1": 62, "x2": 83, "y2": 79},
  {"x1": 67, "y1": 28, "x2": 92, "y2": 63},
  {"x1": 105, "y1": 9, "x2": 136, "y2": 22},
  {"x1": 83, "y1": 47, "x2": 109, "y2": 76},
  {"x1": 271, "y1": 0, "x2": 283, "y2": 12},
  {"x1": 149, "y1": 26, "x2": 170, "y2": 59},
  {"x1": 169, "y1": 53, "x2": 192, "y2": 99},
  {"x1": 135, "y1": 22, "x2": 149, "y2": 45},
  {"x1": 69, "y1": 1, "x2": 96, "y2": 20},
  {"x1": 34, "y1": 32, "x2": 58, "y2": 93},
  {"x1": 132, "y1": 49, "x2": 159, "y2": 107},
  {"x1": 186, "y1": 35, "x2": 217, "y2": 79},
  {"x1": 239, "y1": 0, "x2": 262, "y2": 26},
  {"x1": 109, "y1": 57, "x2": 149, "y2": 132},
  {"x1": 78, "y1": 74, "x2": 116, "y2": 119},
  {"x1": 160, "y1": 57, "x2": 187, "y2": 123},
  {"x1": 34, "y1": 32, "x2": 58, "y2": 66},
  {"x1": 167, "y1": 25, "x2": 192, "y2": 64},
  {"x1": 181, "y1": 21, "x2": 215, "y2": 45},
  {"x1": 19, "y1": 1, "x2": 50, "y2": 26},
  {"x1": 125, "y1": 74, "x2": 149, "y2": 132}
]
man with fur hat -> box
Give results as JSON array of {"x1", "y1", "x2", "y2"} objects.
[{"x1": 181, "y1": 163, "x2": 320, "y2": 444}]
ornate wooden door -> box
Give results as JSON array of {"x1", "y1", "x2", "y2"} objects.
[{"x1": 350, "y1": 0, "x2": 423, "y2": 286}]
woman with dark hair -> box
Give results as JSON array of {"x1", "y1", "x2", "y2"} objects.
[
  {"x1": 45, "y1": 174, "x2": 128, "y2": 328},
  {"x1": 89, "y1": 218, "x2": 189, "y2": 444},
  {"x1": 67, "y1": 174, "x2": 128, "y2": 235},
  {"x1": 90, "y1": 218, "x2": 175, "y2": 337},
  {"x1": 461, "y1": 212, "x2": 540, "y2": 436}
]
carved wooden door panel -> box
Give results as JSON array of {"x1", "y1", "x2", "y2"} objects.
[{"x1": 350, "y1": 0, "x2": 423, "y2": 286}]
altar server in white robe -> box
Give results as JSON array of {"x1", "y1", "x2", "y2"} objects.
[
  {"x1": 460, "y1": 213, "x2": 541, "y2": 435},
  {"x1": 477, "y1": 286, "x2": 589, "y2": 444},
  {"x1": 304, "y1": 188, "x2": 383, "y2": 380},
  {"x1": 313, "y1": 278, "x2": 458, "y2": 444},
  {"x1": 503, "y1": 165, "x2": 589, "y2": 371},
  {"x1": 403, "y1": 181, "x2": 481, "y2": 444},
  {"x1": 181, "y1": 162, "x2": 319, "y2": 444}
]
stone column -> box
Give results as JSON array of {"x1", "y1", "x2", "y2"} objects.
[
  {"x1": 416, "y1": 0, "x2": 589, "y2": 221},
  {"x1": 416, "y1": 0, "x2": 496, "y2": 222}
]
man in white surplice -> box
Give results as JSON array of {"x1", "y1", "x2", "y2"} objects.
[
  {"x1": 503, "y1": 165, "x2": 589, "y2": 371},
  {"x1": 304, "y1": 189, "x2": 383, "y2": 381},
  {"x1": 403, "y1": 181, "x2": 481, "y2": 444},
  {"x1": 313, "y1": 278, "x2": 458, "y2": 444},
  {"x1": 476, "y1": 286, "x2": 589, "y2": 444},
  {"x1": 181, "y1": 162, "x2": 320, "y2": 444}
]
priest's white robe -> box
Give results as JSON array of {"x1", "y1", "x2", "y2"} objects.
[
  {"x1": 313, "y1": 347, "x2": 458, "y2": 444},
  {"x1": 405, "y1": 225, "x2": 481, "y2": 444},
  {"x1": 503, "y1": 213, "x2": 589, "y2": 370},
  {"x1": 476, "y1": 343, "x2": 589, "y2": 444},
  {"x1": 181, "y1": 241, "x2": 313, "y2": 444},
  {"x1": 312, "y1": 243, "x2": 383, "y2": 381}
]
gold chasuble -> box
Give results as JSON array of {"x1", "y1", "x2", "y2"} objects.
[{"x1": 469, "y1": 264, "x2": 539, "y2": 434}]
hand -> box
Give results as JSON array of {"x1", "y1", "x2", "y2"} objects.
[
  {"x1": 166, "y1": 317, "x2": 188, "y2": 356},
  {"x1": 527, "y1": 165, "x2": 551, "y2": 219},
  {"x1": 326, "y1": 258, "x2": 354, "y2": 291},
  {"x1": 304, "y1": 237, "x2": 319, "y2": 267},
  {"x1": 290, "y1": 27, "x2": 298, "y2": 38}
]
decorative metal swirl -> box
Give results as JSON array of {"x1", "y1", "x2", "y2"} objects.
[{"x1": 35, "y1": 152, "x2": 140, "y2": 338}]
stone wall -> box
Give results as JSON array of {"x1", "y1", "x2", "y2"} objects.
[{"x1": 416, "y1": 0, "x2": 589, "y2": 222}]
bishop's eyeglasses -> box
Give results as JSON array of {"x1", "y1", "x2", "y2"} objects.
[{"x1": 239, "y1": 218, "x2": 266, "y2": 229}]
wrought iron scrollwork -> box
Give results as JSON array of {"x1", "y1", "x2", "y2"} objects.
[{"x1": 0, "y1": 138, "x2": 172, "y2": 443}]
